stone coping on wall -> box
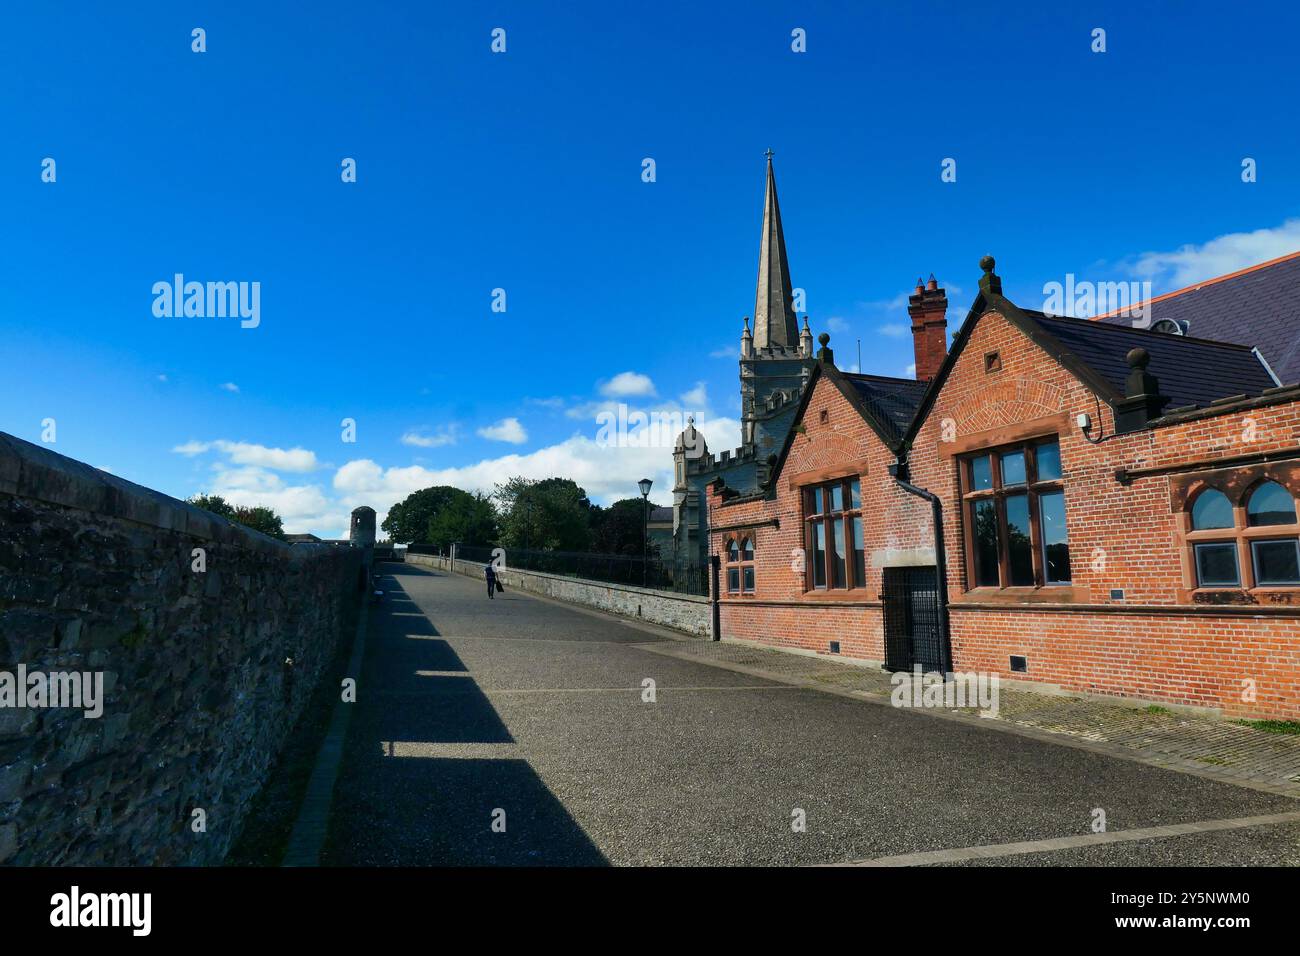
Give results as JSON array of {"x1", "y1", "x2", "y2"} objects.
[
  {"x1": 405, "y1": 552, "x2": 710, "y2": 636},
  {"x1": 487, "y1": 564, "x2": 711, "y2": 605},
  {"x1": 0, "y1": 429, "x2": 337, "y2": 555}
]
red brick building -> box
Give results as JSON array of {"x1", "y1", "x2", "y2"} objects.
[{"x1": 707, "y1": 258, "x2": 1300, "y2": 719}]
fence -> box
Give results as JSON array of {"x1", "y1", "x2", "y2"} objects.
[{"x1": 408, "y1": 543, "x2": 708, "y2": 596}]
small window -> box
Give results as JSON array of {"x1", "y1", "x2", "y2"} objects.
[
  {"x1": 819, "y1": 409, "x2": 829, "y2": 424},
  {"x1": 970, "y1": 455, "x2": 993, "y2": 491},
  {"x1": 984, "y1": 351, "x2": 1002, "y2": 373},
  {"x1": 1195, "y1": 542, "x2": 1240, "y2": 587},
  {"x1": 1191, "y1": 489, "x2": 1234, "y2": 530},
  {"x1": 727, "y1": 538, "x2": 740, "y2": 562},
  {"x1": 1251, "y1": 539, "x2": 1300, "y2": 585},
  {"x1": 1247, "y1": 482, "x2": 1295, "y2": 527},
  {"x1": 741, "y1": 536, "x2": 754, "y2": 561}
]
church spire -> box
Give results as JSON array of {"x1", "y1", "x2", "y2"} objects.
[{"x1": 753, "y1": 150, "x2": 799, "y2": 350}]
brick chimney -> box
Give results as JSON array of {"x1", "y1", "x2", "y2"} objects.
[{"x1": 909, "y1": 274, "x2": 948, "y2": 381}]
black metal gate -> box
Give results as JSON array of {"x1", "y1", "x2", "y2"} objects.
[{"x1": 881, "y1": 566, "x2": 944, "y2": 672}]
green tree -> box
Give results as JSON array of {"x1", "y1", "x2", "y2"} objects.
[
  {"x1": 188, "y1": 495, "x2": 285, "y2": 540},
  {"x1": 383, "y1": 485, "x2": 499, "y2": 546},
  {"x1": 425, "y1": 490, "x2": 499, "y2": 548},
  {"x1": 382, "y1": 486, "x2": 462, "y2": 543},
  {"x1": 590, "y1": 497, "x2": 662, "y2": 556},
  {"x1": 188, "y1": 494, "x2": 235, "y2": 519},
  {"x1": 232, "y1": 505, "x2": 285, "y2": 540},
  {"x1": 495, "y1": 476, "x2": 593, "y2": 551}
]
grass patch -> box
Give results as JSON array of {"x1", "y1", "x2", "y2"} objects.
[
  {"x1": 1144, "y1": 705, "x2": 1170, "y2": 715},
  {"x1": 224, "y1": 601, "x2": 360, "y2": 866},
  {"x1": 1194, "y1": 755, "x2": 1230, "y2": 766},
  {"x1": 1234, "y1": 718, "x2": 1300, "y2": 736}
]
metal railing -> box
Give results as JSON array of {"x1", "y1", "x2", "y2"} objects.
[{"x1": 413, "y1": 543, "x2": 708, "y2": 596}]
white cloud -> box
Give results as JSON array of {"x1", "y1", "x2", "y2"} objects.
[
  {"x1": 599, "y1": 371, "x2": 657, "y2": 398},
  {"x1": 525, "y1": 396, "x2": 565, "y2": 409},
  {"x1": 156, "y1": 374, "x2": 168, "y2": 383},
  {"x1": 710, "y1": 344, "x2": 735, "y2": 359},
  {"x1": 203, "y1": 464, "x2": 343, "y2": 537},
  {"x1": 904, "y1": 362, "x2": 917, "y2": 377},
  {"x1": 172, "y1": 439, "x2": 319, "y2": 472},
  {"x1": 401, "y1": 426, "x2": 458, "y2": 448},
  {"x1": 333, "y1": 413, "x2": 741, "y2": 515},
  {"x1": 477, "y1": 417, "x2": 528, "y2": 444},
  {"x1": 877, "y1": 322, "x2": 908, "y2": 338},
  {"x1": 826, "y1": 315, "x2": 851, "y2": 333},
  {"x1": 1123, "y1": 218, "x2": 1300, "y2": 291},
  {"x1": 679, "y1": 381, "x2": 708, "y2": 407},
  {"x1": 220, "y1": 382, "x2": 240, "y2": 393}
]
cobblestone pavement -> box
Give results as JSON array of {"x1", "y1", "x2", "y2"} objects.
[
  {"x1": 320, "y1": 564, "x2": 1300, "y2": 866},
  {"x1": 638, "y1": 639, "x2": 1300, "y2": 797}
]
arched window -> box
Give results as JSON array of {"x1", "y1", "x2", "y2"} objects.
[
  {"x1": 1191, "y1": 489, "x2": 1233, "y2": 530},
  {"x1": 1247, "y1": 481, "x2": 1296, "y2": 527},
  {"x1": 1185, "y1": 482, "x2": 1300, "y2": 589},
  {"x1": 724, "y1": 535, "x2": 755, "y2": 595}
]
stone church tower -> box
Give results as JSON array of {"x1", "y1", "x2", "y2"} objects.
[
  {"x1": 672, "y1": 154, "x2": 817, "y2": 566},
  {"x1": 742, "y1": 152, "x2": 816, "y2": 456}
]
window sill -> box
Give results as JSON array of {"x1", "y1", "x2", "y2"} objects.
[
  {"x1": 1179, "y1": 587, "x2": 1300, "y2": 606},
  {"x1": 955, "y1": 585, "x2": 1088, "y2": 605},
  {"x1": 800, "y1": 588, "x2": 875, "y2": 603}
]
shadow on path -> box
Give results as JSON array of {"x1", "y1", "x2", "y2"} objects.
[{"x1": 322, "y1": 564, "x2": 607, "y2": 865}]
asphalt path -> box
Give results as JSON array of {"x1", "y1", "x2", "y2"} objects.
[{"x1": 321, "y1": 563, "x2": 1300, "y2": 866}]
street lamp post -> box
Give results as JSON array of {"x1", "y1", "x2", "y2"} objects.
[{"x1": 638, "y1": 478, "x2": 653, "y2": 588}]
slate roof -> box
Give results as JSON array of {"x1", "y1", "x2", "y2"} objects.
[
  {"x1": 841, "y1": 373, "x2": 930, "y2": 444},
  {"x1": 648, "y1": 506, "x2": 674, "y2": 523},
  {"x1": 1024, "y1": 310, "x2": 1278, "y2": 410},
  {"x1": 1098, "y1": 251, "x2": 1300, "y2": 385}
]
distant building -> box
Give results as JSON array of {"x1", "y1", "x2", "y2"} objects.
[
  {"x1": 671, "y1": 154, "x2": 817, "y2": 567},
  {"x1": 647, "y1": 505, "x2": 673, "y2": 559}
]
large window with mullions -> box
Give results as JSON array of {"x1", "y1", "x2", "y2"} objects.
[
  {"x1": 803, "y1": 476, "x2": 866, "y2": 591},
  {"x1": 961, "y1": 438, "x2": 1071, "y2": 588}
]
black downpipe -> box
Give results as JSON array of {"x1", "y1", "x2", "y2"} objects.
[
  {"x1": 709, "y1": 554, "x2": 721, "y2": 641},
  {"x1": 889, "y1": 462, "x2": 954, "y2": 676}
]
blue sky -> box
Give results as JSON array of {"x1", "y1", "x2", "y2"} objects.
[{"x1": 3, "y1": 1, "x2": 1299, "y2": 536}]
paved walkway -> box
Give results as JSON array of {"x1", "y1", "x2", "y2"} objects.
[
  {"x1": 641, "y1": 640, "x2": 1300, "y2": 798},
  {"x1": 319, "y1": 563, "x2": 1300, "y2": 866}
]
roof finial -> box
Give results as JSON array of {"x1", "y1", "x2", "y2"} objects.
[
  {"x1": 979, "y1": 255, "x2": 1002, "y2": 295},
  {"x1": 765, "y1": 148, "x2": 775, "y2": 162}
]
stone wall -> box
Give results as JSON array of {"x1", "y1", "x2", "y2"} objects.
[
  {"x1": 406, "y1": 553, "x2": 711, "y2": 637},
  {"x1": 0, "y1": 432, "x2": 363, "y2": 865}
]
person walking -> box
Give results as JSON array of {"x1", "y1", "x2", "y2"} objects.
[{"x1": 484, "y1": 561, "x2": 497, "y2": 600}]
